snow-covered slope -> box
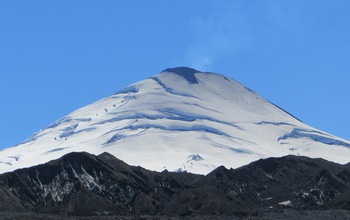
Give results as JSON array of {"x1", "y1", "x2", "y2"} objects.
[{"x1": 1, "y1": 67, "x2": 350, "y2": 174}]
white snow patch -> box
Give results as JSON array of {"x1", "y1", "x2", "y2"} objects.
[{"x1": 278, "y1": 200, "x2": 292, "y2": 206}]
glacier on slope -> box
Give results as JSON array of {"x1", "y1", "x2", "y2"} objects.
[{"x1": 1, "y1": 67, "x2": 350, "y2": 174}]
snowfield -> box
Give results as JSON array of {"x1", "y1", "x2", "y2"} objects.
[{"x1": 1, "y1": 67, "x2": 349, "y2": 174}]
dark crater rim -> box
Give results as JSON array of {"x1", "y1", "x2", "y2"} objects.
[{"x1": 161, "y1": 67, "x2": 202, "y2": 84}]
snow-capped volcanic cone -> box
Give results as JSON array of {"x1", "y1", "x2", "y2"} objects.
[{"x1": 1, "y1": 67, "x2": 349, "y2": 174}]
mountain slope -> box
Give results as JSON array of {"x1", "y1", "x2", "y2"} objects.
[
  {"x1": 0, "y1": 67, "x2": 349, "y2": 174},
  {"x1": 0, "y1": 151, "x2": 199, "y2": 216},
  {"x1": 0, "y1": 152, "x2": 349, "y2": 217}
]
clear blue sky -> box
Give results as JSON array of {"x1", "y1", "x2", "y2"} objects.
[{"x1": 0, "y1": 1, "x2": 349, "y2": 150}]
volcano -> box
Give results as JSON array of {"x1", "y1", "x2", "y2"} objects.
[{"x1": 1, "y1": 67, "x2": 349, "y2": 174}]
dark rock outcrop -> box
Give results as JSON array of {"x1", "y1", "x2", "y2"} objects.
[{"x1": 0, "y1": 152, "x2": 349, "y2": 218}]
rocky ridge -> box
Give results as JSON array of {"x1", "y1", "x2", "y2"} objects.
[{"x1": 0, "y1": 152, "x2": 349, "y2": 219}]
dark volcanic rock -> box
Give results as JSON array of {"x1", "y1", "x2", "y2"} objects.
[
  {"x1": 0, "y1": 152, "x2": 349, "y2": 218},
  {"x1": 162, "y1": 67, "x2": 201, "y2": 84},
  {"x1": 0, "y1": 152, "x2": 200, "y2": 216}
]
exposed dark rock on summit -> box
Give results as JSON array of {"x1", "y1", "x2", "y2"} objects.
[{"x1": 161, "y1": 67, "x2": 201, "y2": 84}]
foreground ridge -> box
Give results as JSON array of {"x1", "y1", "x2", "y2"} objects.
[{"x1": 0, "y1": 151, "x2": 349, "y2": 218}]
